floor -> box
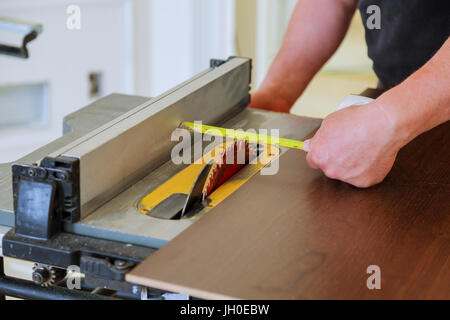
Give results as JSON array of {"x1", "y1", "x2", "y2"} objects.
[{"x1": 290, "y1": 71, "x2": 377, "y2": 119}]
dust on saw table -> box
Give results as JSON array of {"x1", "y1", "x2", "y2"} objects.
[{"x1": 126, "y1": 121, "x2": 450, "y2": 299}]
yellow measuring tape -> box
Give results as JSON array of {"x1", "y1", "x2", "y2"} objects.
[{"x1": 183, "y1": 122, "x2": 304, "y2": 150}]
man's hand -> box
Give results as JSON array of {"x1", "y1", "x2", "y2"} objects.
[
  {"x1": 302, "y1": 34, "x2": 449, "y2": 188},
  {"x1": 248, "y1": 89, "x2": 292, "y2": 113},
  {"x1": 303, "y1": 103, "x2": 404, "y2": 188}
]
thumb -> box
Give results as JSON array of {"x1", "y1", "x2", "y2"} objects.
[{"x1": 302, "y1": 139, "x2": 311, "y2": 152}]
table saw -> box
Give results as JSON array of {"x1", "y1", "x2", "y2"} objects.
[
  {"x1": 1, "y1": 56, "x2": 448, "y2": 300},
  {"x1": 0, "y1": 57, "x2": 321, "y2": 299}
]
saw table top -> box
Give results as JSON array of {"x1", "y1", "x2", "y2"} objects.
[{"x1": 126, "y1": 121, "x2": 450, "y2": 299}]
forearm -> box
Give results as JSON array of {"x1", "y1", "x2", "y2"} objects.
[
  {"x1": 373, "y1": 37, "x2": 450, "y2": 147},
  {"x1": 258, "y1": 0, "x2": 358, "y2": 111}
]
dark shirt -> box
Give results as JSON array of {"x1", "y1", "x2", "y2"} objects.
[{"x1": 358, "y1": 0, "x2": 450, "y2": 89}]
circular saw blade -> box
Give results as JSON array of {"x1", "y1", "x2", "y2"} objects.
[{"x1": 202, "y1": 139, "x2": 257, "y2": 200}]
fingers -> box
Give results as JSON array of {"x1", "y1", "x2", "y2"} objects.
[
  {"x1": 346, "y1": 177, "x2": 380, "y2": 189},
  {"x1": 306, "y1": 153, "x2": 320, "y2": 170},
  {"x1": 304, "y1": 138, "x2": 321, "y2": 170},
  {"x1": 305, "y1": 137, "x2": 339, "y2": 178},
  {"x1": 302, "y1": 139, "x2": 311, "y2": 152}
]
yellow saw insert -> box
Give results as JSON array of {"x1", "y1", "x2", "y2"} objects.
[{"x1": 138, "y1": 141, "x2": 279, "y2": 220}]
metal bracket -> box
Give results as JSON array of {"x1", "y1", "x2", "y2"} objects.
[
  {"x1": 210, "y1": 58, "x2": 227, "y2": 68},
  {"x1": 2, "y1": 230, "x2": 154, "y2": 276},
  {"x1": 81, "y1": 256, "x2": 134, "y2": 282}
]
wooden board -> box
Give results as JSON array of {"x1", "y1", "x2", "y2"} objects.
[{"x1": 126, "y1": 122, "x2": 450, "y2": 299}]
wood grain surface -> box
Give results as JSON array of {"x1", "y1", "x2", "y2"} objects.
[{"x1": 126, "y1": 122, "x2": 450, "y2": 299}]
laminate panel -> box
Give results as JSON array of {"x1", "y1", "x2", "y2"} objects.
[{"x1": 127, "y1": 122, "x2": 450, "y2": 299}]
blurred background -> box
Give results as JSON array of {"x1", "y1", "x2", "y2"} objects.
[{"x1": 0, "y1": 0, "x2": 377, "y2": 163}]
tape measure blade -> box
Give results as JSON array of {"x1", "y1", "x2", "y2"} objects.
[{"x1": 182, "y1": 122, "x2": 304, "y2": 150}]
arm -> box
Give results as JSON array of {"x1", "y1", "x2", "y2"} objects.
[
  {"x1": 303, "y1": 37, "x2": 450, "y2": 188},
  {"x1": 249, "y1": 0, "x2": 359, "y2": 112}
]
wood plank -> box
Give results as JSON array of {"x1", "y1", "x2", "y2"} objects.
[{"x1": 126, "y1": 122, "x2": 450, "y2": 299}]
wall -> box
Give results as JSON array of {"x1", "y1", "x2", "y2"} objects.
[
  {"x1": 134, "y1": 0, "x2": 235, "y2": 97},
  {"x1": 0, "y1": 0, "x2": 134, "y2": 162},
  {"x1": 0, "y1": 0, "x2": 235, "y2": 163}
]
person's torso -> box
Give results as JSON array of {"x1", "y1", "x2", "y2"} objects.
[{"x1": 358, "y1": 0, "x2": 450, "y2": 89}]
